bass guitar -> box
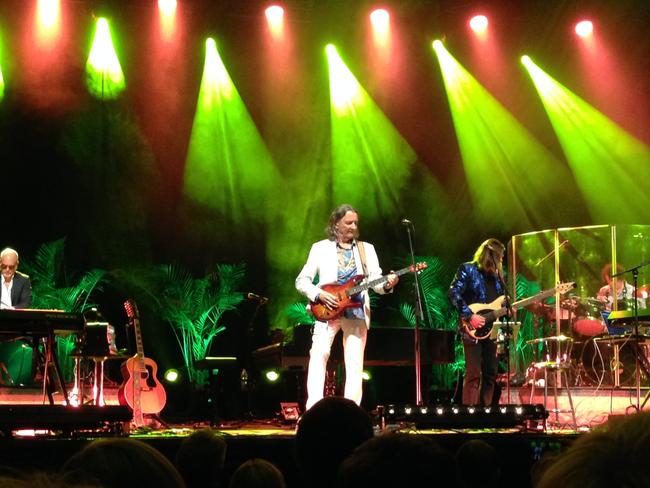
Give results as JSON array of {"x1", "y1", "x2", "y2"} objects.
[
  {"x1": 310, "y1": 262, "x2": 428, "y2": 321},
  {"x1": 462, "y1": 282, "x2": 576, "y2": 340},
  {"x1": 118, "y1": 300, "x2": 167, "y2": 426}
]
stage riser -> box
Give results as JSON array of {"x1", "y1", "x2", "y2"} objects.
[{"x1": 515, "y1": 386, "x2": 650, "y2": 426}]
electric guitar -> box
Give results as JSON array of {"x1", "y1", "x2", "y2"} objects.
[
  {"x1": 462, "y1": 282, "x2": 576, "y2": 340},
  {"x1": 118, "y1": 300, "x2": 167, "y2": 426},
  {"x1": 309, "y1": 262, "x2": 428, "y2": 321}
]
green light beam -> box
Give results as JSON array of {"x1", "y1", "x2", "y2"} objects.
[
  {"x1": 183, "y1": 38, "x2": 279, "y2": 225},
  {"x1": 85, "y1": 18, "x2": 125, "y2": 100},
  {"x1": 522, "y1": 56, "x2": 650, "y2": 223},
  {"x1": 326, "y1": 44, "x2": 416, "y2": 221},
  {"x1": 432, "y1": 41, "x2": 579, "y2": 231}
]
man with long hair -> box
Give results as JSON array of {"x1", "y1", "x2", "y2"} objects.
[
  {"x1": 448, "y1": 238, "x2": 507, "y2": 406},
  {"x1": 296, "y1": 204, "x2": 398, "y2": 410}
]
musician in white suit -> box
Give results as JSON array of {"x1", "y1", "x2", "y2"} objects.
[{"x1": 296, "y1": 204, "x2": 399, "y2": 410}]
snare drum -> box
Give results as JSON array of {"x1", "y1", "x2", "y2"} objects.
[{"x1": 527, "y1": 335, "x2": 574, "y2": 367}]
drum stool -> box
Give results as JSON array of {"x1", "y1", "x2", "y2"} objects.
[{"x1": 527, "y1": 335, "x2": 577, "y2": 429}]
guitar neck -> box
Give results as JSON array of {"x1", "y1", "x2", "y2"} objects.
[
  {"x1": 347, "y1": 265, "x2": 412, "y2": 296},
  {"x1": 486, "y1": 288, "x2": 558, "y2": 322}
]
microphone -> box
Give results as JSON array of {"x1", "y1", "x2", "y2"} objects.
[
  {"x1": 401, "y1": 218, "x2": 412, "y2": 226},
  {"x1": 247, "y1": 292, "x2": 268, "y2": 304}
]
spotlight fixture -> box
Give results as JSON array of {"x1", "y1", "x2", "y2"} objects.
[
  {"x1": 164, "y1": 369, "x2": 180, "y2": 383},
  {"x1": 264, "y1": 370, "x2": 280, "y2": 382},
  {"x1": 575, "y1": 20, "x2": 593, "y2": 38},
  {"x1": 469, "y1": 15, "x2": 488, "y2": 34}
]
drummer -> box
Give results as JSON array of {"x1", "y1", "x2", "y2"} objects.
[{"x1": 596, "y1": 263, "x2": 646, "y2": 312}]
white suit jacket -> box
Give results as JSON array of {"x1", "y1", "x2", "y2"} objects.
[{"x1": 295, "y1": 239, "x2": 391, "y2": 328}]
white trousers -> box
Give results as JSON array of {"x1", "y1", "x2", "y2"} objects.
[{"x1": 305, "y1": 317, "x2": 367, "y2": 410}]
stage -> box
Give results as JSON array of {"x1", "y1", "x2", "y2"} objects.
[{"x1": 1, "y1": 384, "x2": 649, "y2": 487}]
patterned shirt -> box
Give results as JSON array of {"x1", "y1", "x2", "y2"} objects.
[{"x1": 337, "y1": 244, "x2": 365, "y2": 320}]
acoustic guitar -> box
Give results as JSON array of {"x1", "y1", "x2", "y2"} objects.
[
  {"x1": 309, "y1": 262, "x2": 428, "y2": 321},
  {"x1": 462, "y1": 282, "x2": 576, "y2": 340},
  {"x1": 118, "y1": 300, "x2": 167, "y2": 426}
]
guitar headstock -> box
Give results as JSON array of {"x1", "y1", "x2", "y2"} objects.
[
  {"x1": 124, "y1": 299, "x2": 140, "y2": 321},
  {"x1": 556, "y1": 282, "x2": 577, "y2": 295},
  {"x1": 410, "y1": 262, "x2": 428, "y2": 273}
]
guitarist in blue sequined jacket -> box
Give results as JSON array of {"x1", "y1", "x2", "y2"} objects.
[{"x1": 449, "y1": 238, "x2": 506, "y2": 406}]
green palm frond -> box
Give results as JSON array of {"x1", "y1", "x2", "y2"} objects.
[
  {"x1": 285, "y1": 301, "x2": 315, "y2": 327},
  {"x1": 147, "y1": 262, "x2": 246, "y2": 384}
]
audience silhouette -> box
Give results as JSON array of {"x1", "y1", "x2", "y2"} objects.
[
  {"x1": 294, "y1": 396, "x2": 374, "y2": 488},
  {"x1": 61, "y1": 437, "x2": 186, "y2": 488},
  {"x1": 535, "y1": 411, "x2": 650, "y2": 488},
  {"x1": 455, "y1": 439, "x2": 500, "y2": 488},
  {"x1": 337, "y1": 432, "x2": 459, "y2": 488},
  {"x1": 228, "y1": 458, "x2": 286, "y2": 488},
  {"x1": 175, "y1": 428, "x2": 228, "y2": 488}
]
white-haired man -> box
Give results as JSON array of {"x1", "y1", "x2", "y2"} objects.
[{"x1": 0, "y1": 248, "x2": 32, "y2": 309}]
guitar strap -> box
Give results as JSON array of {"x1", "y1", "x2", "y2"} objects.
[{"x1": 356, "y1": 240, "x2": 369, "y2": 278}]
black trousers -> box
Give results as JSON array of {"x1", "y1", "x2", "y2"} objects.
[{"x1": 462, "y1": 338, "x2": 498, "y2": 406}]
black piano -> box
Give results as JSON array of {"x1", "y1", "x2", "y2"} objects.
[
  {"x1": 0, "y1": 309, "x2": 85, "y2": 337},
  {"x1": 0, "y1": 309, "x2": 85, "y2": 406},
  {"x1": 253, "y1": 326, "x2": 455, "y2": 370}
]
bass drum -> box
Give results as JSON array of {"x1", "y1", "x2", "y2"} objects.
[
  {"x1": 572, "y1": 301, "x2": 606, "y2": 337},
  {"x1": 578, "y1": 337, "x2": 644, "y2": 387}
]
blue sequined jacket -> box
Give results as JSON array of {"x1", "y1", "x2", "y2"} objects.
[{"x1": 448, "y1": 262, "x2": 505, "y2": 340}]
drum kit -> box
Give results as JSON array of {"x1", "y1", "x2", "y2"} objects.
[{"x1": 526, "y1": 288, "x2": 650, "y2": 387}]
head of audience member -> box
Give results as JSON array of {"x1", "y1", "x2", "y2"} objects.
[
  {"x1": 536, "y1": 411, "x2": 650, "y2": 488},
  {"x1": 0, "y1": 248, "x2": 20, "y2": 283},
  {"x1": 228, "y1": 459, "x2": 286, "y2": 488},
  {"x1": 337, "y1": 432, "x2": 459, "y2": 488},
  {"x1": 175, "y1": 428, "x2": 227, "y2": 488},
  {"x1": 455, "y1": 439, "x2": 500, "y2": 488},
  {"x1": 295, "y1": 396, "x2": 374, "y2": 488},
  {"x1": 61, "y1": 437, "x2": 186, "y2": 488}
]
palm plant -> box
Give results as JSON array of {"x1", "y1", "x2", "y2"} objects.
[
  {"x1": 150, "y1": 263, "x2": 246, "y2": 385},
  {"x1": 21, "y1": 238, "x2": 107, "y2": 381}
]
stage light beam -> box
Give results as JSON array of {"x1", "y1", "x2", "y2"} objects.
[
  {"x1": 432, "y1": 41, "x2": 578, "y2": 230},
  {"x1": 326, "y1": 45, "x2": 362, "y2": 114},
  {"x1": 36, "y1": 0, "x2": 62, "y2": 46},
  {"x1": 85, "y1": 18, "x2": 126, "y2": 100},
  {"x1": 521, "y1": 55, "x2": 650, "y2": 222},
  {"x1": 370, "y1": 8, "x2": 390, "y2": 46},
  {"x1": 158, "y1": 0, "x2": 178, "y2": 40},
  {"x1": 265, "y1": 5, "x2": 284, "y2": 38},
  {"x1": 327, "y1": 44, "x2": 417, "y2": 222}
]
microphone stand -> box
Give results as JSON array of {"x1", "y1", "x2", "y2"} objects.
[
  {"x1": 499, "y1": 274, "x2": 515, "y2": 403},
  {"x1": 404, "y1": 221, "x2": 424, "y2": 406},
  {"x1": 613, "y1": 259, "x2": 650, "y2": 411}
]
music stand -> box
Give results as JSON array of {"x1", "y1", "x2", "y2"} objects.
[{"x1": 491, "y1": 321, "x2": 521, "y2": 404}]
